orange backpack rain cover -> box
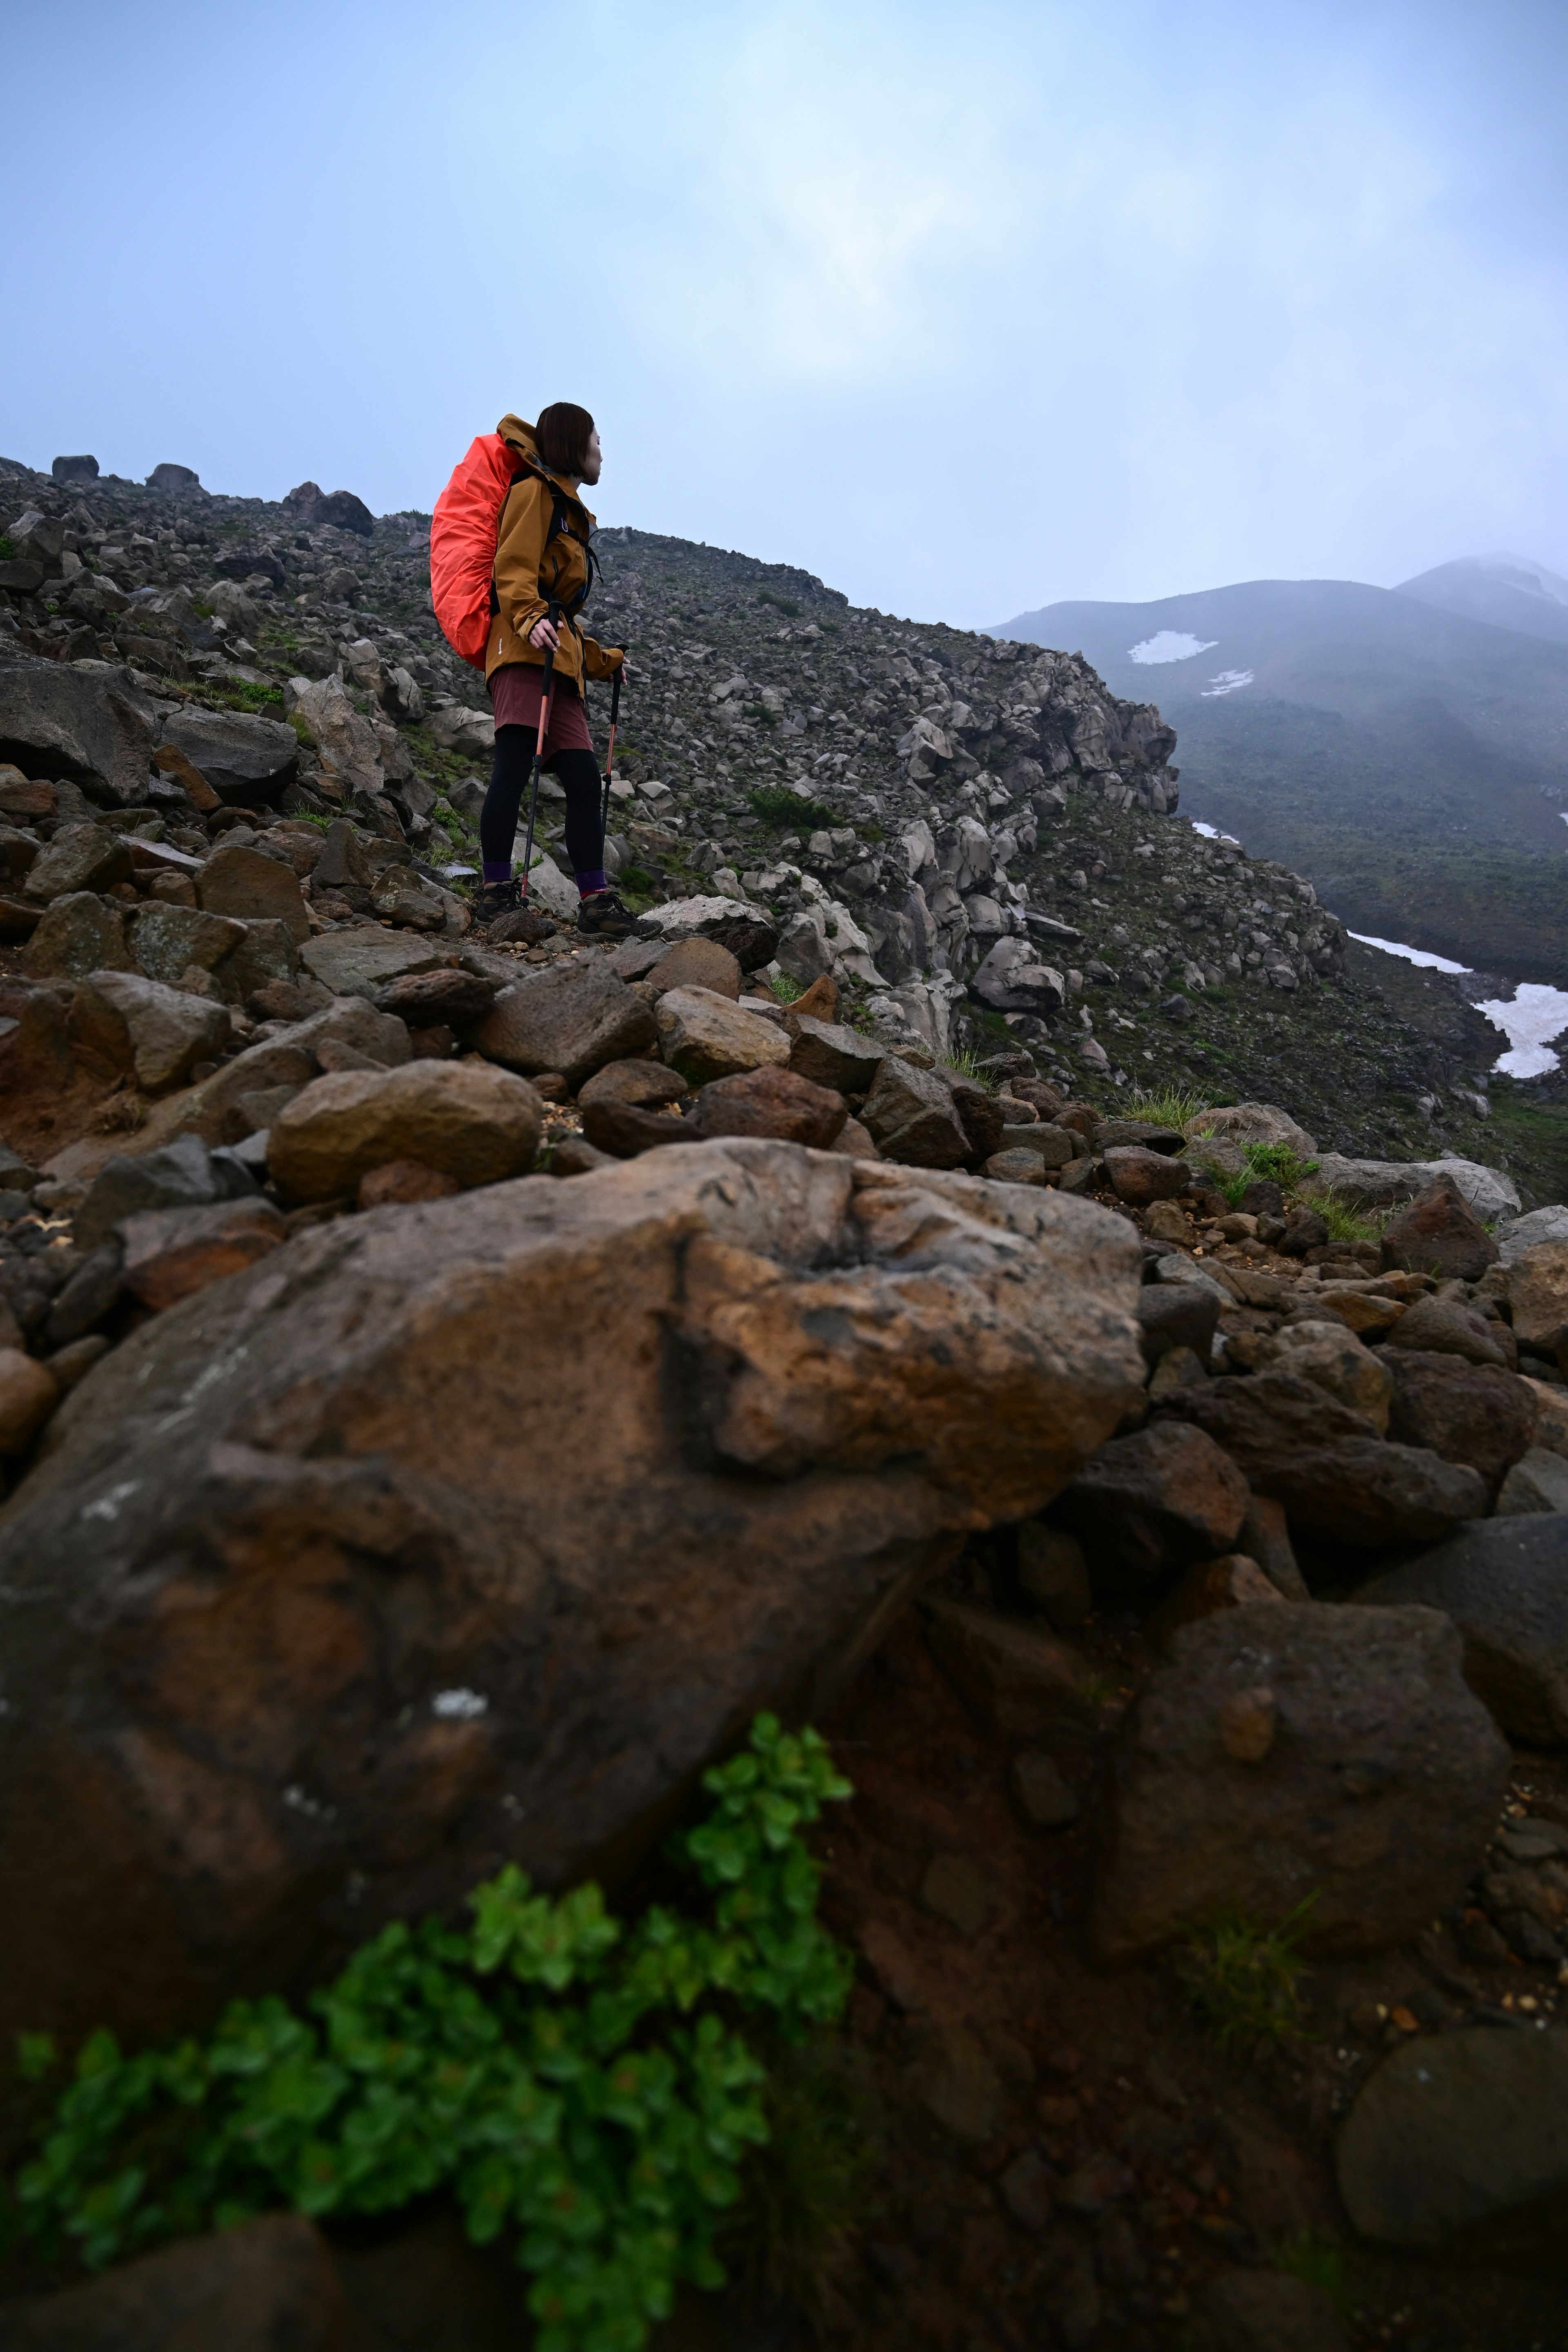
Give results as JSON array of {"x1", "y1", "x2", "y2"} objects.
[{"x1": 430, "y1": 433, "x2": 521, "y2": 669}]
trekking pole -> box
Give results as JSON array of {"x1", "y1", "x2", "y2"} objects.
[
  {"x1": 517, "y1": 600, "x2": 560, "y2": 904},
  {"x1": 600, "y1": 662, "x2": 624, "y2": 839}
]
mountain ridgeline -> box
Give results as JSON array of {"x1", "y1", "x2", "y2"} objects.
[{"x1": 992, "y1": 568, "x2": 1568, "y2": 983}]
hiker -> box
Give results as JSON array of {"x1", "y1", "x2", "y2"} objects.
[{"x1": 474, "y1": 403, "x2": 636, "y2": 936}]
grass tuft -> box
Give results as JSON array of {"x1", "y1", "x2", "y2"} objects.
[
  {"x1": 770, "y1": 971, "x2": 804, "y2": 1004},
  {"x1": 1299, "y1": 1189, "x2": 1383, "y2": 1244},
  {"x1": 1177, "y1": 1900, "x2": 1316, "y2": 2050},
  {"x1": 942, "y1": 1047, "x2": 995, "y2": 1088},
  {"x1": 1123, "y1": 1086, "x2": 1213, "y2": 1129}
]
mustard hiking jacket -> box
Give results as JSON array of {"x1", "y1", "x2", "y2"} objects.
[{"x1": 485, "y1": 414, "x2": 624, "y2": 691}]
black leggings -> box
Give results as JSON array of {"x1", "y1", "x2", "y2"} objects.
[{"x1": 480, "y1": 731, "x2": 604, "y2": 879}]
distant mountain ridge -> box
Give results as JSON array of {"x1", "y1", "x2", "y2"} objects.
[
  {"x1": 987, "y1": 567, "x2": 1568, "y2": 980},
  {"x1": 1396, "y1": 552, "x2": 1568, "y2": 648}
]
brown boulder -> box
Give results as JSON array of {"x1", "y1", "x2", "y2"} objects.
[
  {"x1": 268, "y1": 1062, "x2": 545, "y2": 1203},
  {"x1": 1386, "y1": 1292, "x2": 1514, "y2": 1370},
  {"x1": 1053, "y1": 1421, "x2": 1250, "y2": 1585},
  {"x1": 196, "y1": 841, "x2": 310, "y2": 943},
  {"x1": 579, "y1": 1097, "x2": 689, "y2": 1157},
  {"x1": 0, "y1": 1348, "x2": 58, "y2": 1454},
  {"x1": 1506, "y1": 1240, "x2": 1568, "y2": 1364},
  {"x1": 1150, "y1": 1552, "x2": 1287, "y2": 1648},
  {"x1": 1385, "y1": 1351, "x2": 1537, "y2": 1490},
  {"x1": 470, "y1": 959, "x2": 656, "y2": 1089},
  {"x1": 357, "y1": 1160, "x2": 464, "y2": 1209},
  {"x1": 22, "y1": 821, "x2": 133, "y2": 903},
  {"x1": 861, "y1": 1056, "x2": 970, "y2": 1168},
  {"x1": 653, "y1": 985, "x2": 790, "y2": 1083},
  {"x1": 67, "y1": 967, "x2": 231, "y2": 1094},
  {"x1": 1159, "y1": 1373, "x2": 1488, "y2": 1546},
  {"x1": 370, "y1": 968, "x2": 498, "y2": 1028},
  {"x1": 1381, "y1": 1175, "x2": 1499, "y2": 1283},
  {"x1": 119, "y1": 1198, "x2": 289, "y2": 1310},
  {"x1": 924, "y1": 1595, "x2": 1098, "y2": 1744},
  {"x1": 786, "y1": 1012, "x2": 886, "y2": 1094},
  {"x1": 0, "y1": 2213, "x2": 363, "y2": 2352},
  {"x1": 1087, "y1": 1604, "x2": 1509, "y2": 1964},
  {"x1": 0, "y1": 1147, "x2": 1143, "y2": 2047},
  {"x1": 685, "y1": 1065, "x2": 848, "y2": 1148},
  {"x1": 640, "y1": 934, "x2": 742, "y2": 999},
  {"x1": 577, "y1": 1057, "x2": 688, "y2": 1111},
  {"x1": 1104, "y1": 1145, "x2": 1193, "y2": 1206}
]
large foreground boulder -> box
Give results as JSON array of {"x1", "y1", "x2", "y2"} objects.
[
  {"x1": 1336, "y1": 2029, "x2": 1568, "y2": 2267},
  {"x1": 1087, "y1": 1603, "x2": 1508, "y2": 1964},
  {"x1": 0, "y1": 1147, "x2": 1143, "y2": 2048}
]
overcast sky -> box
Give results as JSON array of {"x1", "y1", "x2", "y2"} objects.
[{"x1": 5, "y1": 0, "x2": 1566, "y2": 628}]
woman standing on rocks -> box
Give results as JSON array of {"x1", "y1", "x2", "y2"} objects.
[{"x1": 475, "y1": 403, "x2": 637, "y2": 938}]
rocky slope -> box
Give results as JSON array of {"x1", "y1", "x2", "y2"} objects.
[{"x1": 3, "y1": 452, "x2": 1568, "y2": 2352}]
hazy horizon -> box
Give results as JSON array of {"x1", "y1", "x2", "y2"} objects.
[{"x1": 5, "y1": 0, "x2": 1567, "y2": 630}]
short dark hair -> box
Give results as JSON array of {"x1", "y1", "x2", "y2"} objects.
[{"x1": 535, "y1": 403, "x2": 596, "y2": 477}]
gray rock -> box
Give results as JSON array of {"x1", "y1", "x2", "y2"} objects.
[
  {"x1": 1496, "y1": 1447, "x2": 1568, "y2": 1516},
  {"x1": 76, "y1": 1133, "x2": 225, "y2": 1251},
  {"x1": 44, "y1": 1245, "x2": 127, "y2": 1350},
  {"x1": 287, "y1": 675, "x2": 388, "y2": 799},
  {"x1": 785, "y1": 1013, "x2": 886, "y2": 1093},
  {"x1": 0, "y1": 2213, "x2": 359, "y2": 2352},
  {"x1": 0, "y1": 655, "x2": 157, "y2": 805},
  {"x1": 69, "y1": 967, "x2": 230, "y2": 1094},
  {"x1": 1497, "y1": 1203, "x2": 1568, "y2": 1265},
  {"x1": 1087, "y1": 1604, "x2": 1509, "y2": 1964},
  {"x1": 1336, "y1": 2028, "x2": 1568, "y2": 2264},
  {"x1": 301, "y1": 925, "x2": 450, "y2": 995},
  {"x1": 1420, "y1": 1157, "x2": 1521, "y2": 1220},
  {"x1": 1138, "y1": 1279, "x2": 1223, "y2": 1365},
  {"x1": 1184, "y1": 1103, "x2": 1317, "y2": 1156},
  {"x1": 924, "y1": 1595, "x2": 1098, "y2": 1744},
  {"x1": 223, "y1": 918, "x2": 301, "y2": 1001},
  {"x1": 861, "y1": 1055, "x2": 971, "y2": 1167},
  {"x1": 1354, "y1": 1512, "x2": 1568, "y2": 1744},
  {"x1": 474, "y1": 961, "x2": 658, "y2": 1090},
  {"x1": 154, "y1": 708, "x2": 298, "y2": 805},
  {"x1": 1161, "y1": 1372, "x2": 1489, "y2": 1546},
  {"x1": 196, "y1": 842, "x2": 310, "y2": 943},
  {"x1": 120, "y1": 998, "x2": 411, "y2": 1153},
  {"x1": 129, "y1": 902, "x2": 247, "y2": 987},
  {"x1": 997, "y1": 1120, "x2": 1076, "y2": 1167},
  {"x1": 1386, "y1": 1292, "x2": 1512, "y2": 1369},
  {"x1": 1010, "y1": 1749, "x2": 1082, "y2": 1827},
  {"x1": 23, "y1": 821, "x2": 133, "y2": 902},
  {"x1": 1054, "y1": 1421, "x2": 1250, "y2": 1585},
  {"x1": 51, "y1": 454, "x2": 99, "y2": 483},
  {"x1": 148, "y1": 461, "x2": 203, "y2": 492},
  {"x1": 1310, "y1": 1154, "x2": 1431, "y2": 1209},
  {"x1": 0, "y1": 1145, "x2": 1142, "y2": 2049},
  {"x1": 969, "y1": 936, "x2": 1065, "y2": 1013},
  {"x1": 22, "y1": 891, "x2": 132, "y2": 980}
]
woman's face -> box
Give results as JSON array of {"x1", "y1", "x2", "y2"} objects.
[{"x1": 579, "y1": 428, "x2": 603, "y2": 486}]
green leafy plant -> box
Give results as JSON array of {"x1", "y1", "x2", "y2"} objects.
[
  {"x1": 0, "y1": 535, "x2": 15, "y2": 561},
  {"x1": 208, "y1": 679, "x2": 285, "y2": 714},
  {"x1": 1240, "y1": 1142, "x2": 1320, "y2": 1191},
  {"x1": 769, "y1": 971, "x2": 803, "y2": 1004},
  {"x1": 748, "y1": 784, "x2": 836, "y2": 833},
  {"x1": 1274, "y1": 2232, "x2": 1352, "y2": 2316},
  {"x1": 1176, "y1": 1898, "x2": 1316, "y2": 2050},
  {"x1": 8, "y1": 1717, "x2": 853, "y2": 2352},
  {"x1": 756, "y1": 590, "x2": 800, "y2": 617}
]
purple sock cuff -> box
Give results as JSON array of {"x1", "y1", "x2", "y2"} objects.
[
  {"x1": 482, "y1": 860, "x2": 513, "y2": 884},
  {"x1": 575, "y1": 869, "x2": 608, "y2": 898}
]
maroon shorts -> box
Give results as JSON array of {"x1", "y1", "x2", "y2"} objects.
[{"x1": 488, "y1": 663, "x2": 593, "y2": 755}]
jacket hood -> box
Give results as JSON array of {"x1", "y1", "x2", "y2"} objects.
[{"x1": 497, "y1": 414, "x2": 595, "y2": 530}]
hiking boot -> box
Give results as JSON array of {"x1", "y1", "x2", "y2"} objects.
[
  {"x1": 473, "y1": 877, "x2": 523, "y2": 927},
  {"x1": 576, "y1": 889, "x2": 647, "y2": 941}
]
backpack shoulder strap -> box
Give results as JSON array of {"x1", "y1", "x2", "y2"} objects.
[{"x1": 495, "y1": 455, "x2": 597, "y2": 622}]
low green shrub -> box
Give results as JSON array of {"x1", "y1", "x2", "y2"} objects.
[
  {"x1": 769, "y1": 971, "x2": 803, "y2": 1004},
  {"x1": 748, "y1": 784, "x2": 836, "y2": 833},
  {"x1": 756, "y1": 590, "x2": 800, "y2": 618},
  {"x1": 0, "y1": 535, "x2": 15, "y2": 561},
  {"x1": 8, "y1": 1717, "x2": 853, "y2": 2352},
  {"x1": 1299, "y1": 1189, "x2": 1383, "y2": 1245}
]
